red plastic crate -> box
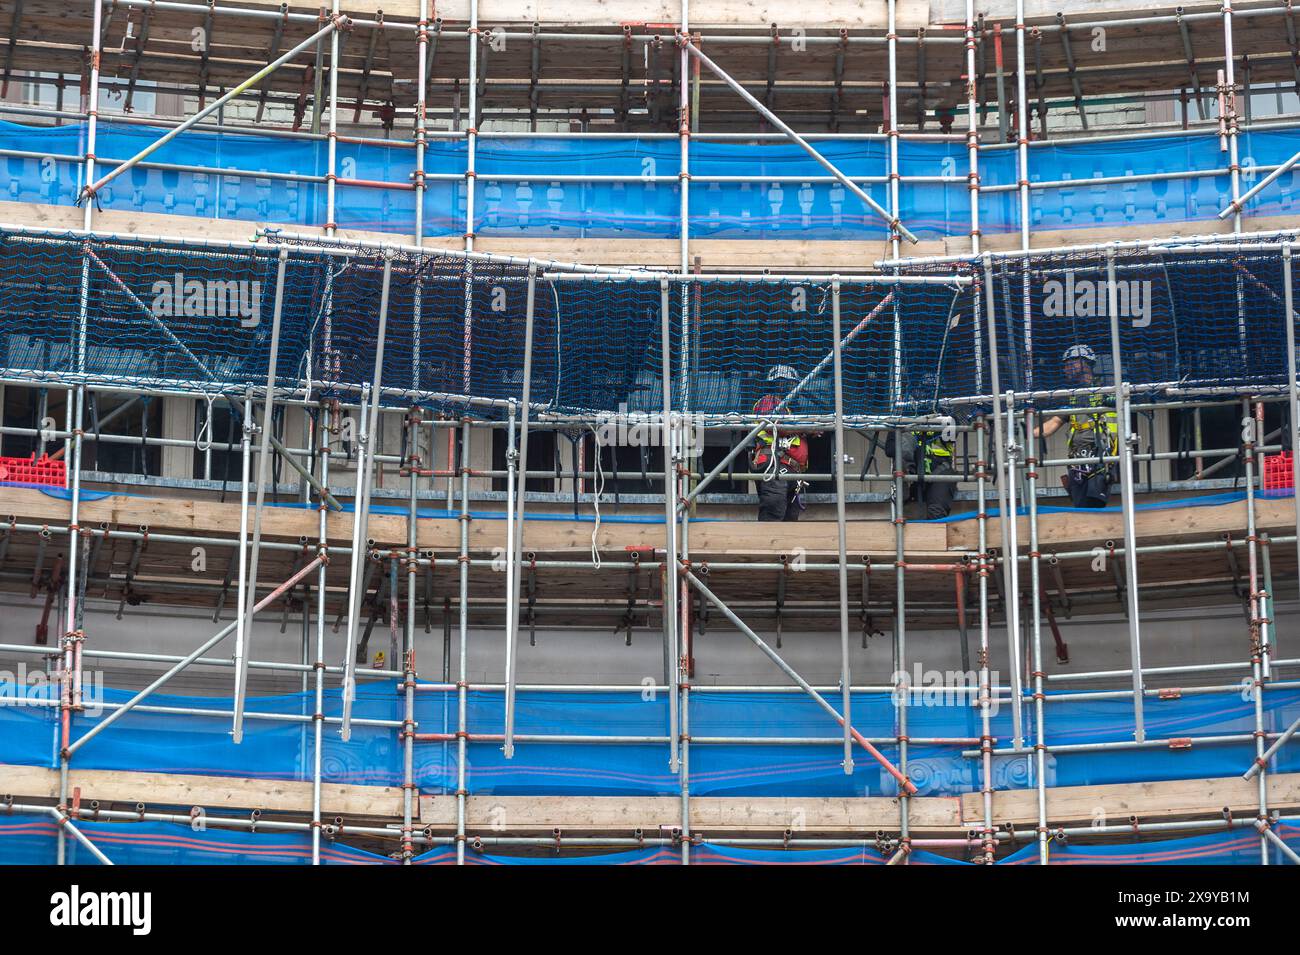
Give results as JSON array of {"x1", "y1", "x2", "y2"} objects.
[
  {"x1": 1263, "y1": 451, "x2": 1295, "y2": 497},
  {"x1": 0, "y1": 453, "x2": 66, "y2": 488}
]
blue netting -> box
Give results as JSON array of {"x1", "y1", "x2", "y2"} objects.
[
  {"x1": 970, "y1": 248, "x2": 1295, "y2": 398},
  {"x1": 0, "y1": 226, "x2": 1295, "y2": 416}
]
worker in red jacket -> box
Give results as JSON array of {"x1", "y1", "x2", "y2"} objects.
[{"x1": 751, "y1": 365, "x2": 812, "y2": 521}]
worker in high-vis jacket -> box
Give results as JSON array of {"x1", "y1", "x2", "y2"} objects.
[
  {"x1": 1033, "y1": 343, "x2": 1119, "y2": 508},
  {"x1": 912, "y1": 423, "x2": 957, "y2": 519},
  {"x1": 887, "y1": 373, "x2": 959, "y2": 519},
  {"x1": 751, "y1": 364, "x2": 811, "y2": 521}
]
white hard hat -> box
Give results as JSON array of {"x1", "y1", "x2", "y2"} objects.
[
  {"x1": 1061, "y1": 344, "x2": 1098, "y2": 366},
  {"x1": 766, "y1": 364, "x2": 798, "y2": 382}
]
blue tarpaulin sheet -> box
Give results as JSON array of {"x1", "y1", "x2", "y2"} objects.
[
  {"x1": 3, "y1": 682, "x2": 1297, "y2": 799},
  {"x1": 3, "y1": 814, "x2": 1295, "y2": 864},
  {"x1": 5, "y1": 120, "x2": 1300, "y2": 239}
]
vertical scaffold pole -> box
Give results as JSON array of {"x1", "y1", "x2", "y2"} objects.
[
  {"x1": 310, "y1": 402, "x2": 331, "y2": 864},
  {"x1": 1106, "y1": 248, "x2": 1146, "y2": 741},
  {"x1": 341, "y1": 256, "x2": 394, "y2": 739},
  {"x1": 887, "y1": 0, "x2": 903, "y2": 406},
  {"x1": 1003, "y1": 389, "x2": 1024, "y2": 745},
  {"x1": 402, "y1": 408, "x2": 420, "y2": 864},
  {"x1": 831, "y1": 278, "x2": 854, "y2": 774},
  {"x1": 325, "y1": 0, "x2": 340, "y2": 235},
  {"x1": 59, "y1": 0, "x2": 103, "y2": 864},
  {"x1": 231, "y1": 394, "x2": 254, "y2": 743},
  {"x1": 1015, "y1": 0, "x2": 1034, "y2": 392},
  {"x1": 504, "y1": 265, "x2": 537, "y2": 758},
  {"x1": 965, "y1": 0, "x2": 981, "y2": 256},
  {"x1": 462, "y1": 0, "x2": 480, "y2": 395},
  {"x1": 232, "y1": 247, "x2": 290, "y2": 742},
  {"x1": 59, "y1": 0, "x2": 104, "y2": 864},
  {"x1": 982, "y1": 254, "x2": 1024, "y2": 748},
  {"x1": 975, "y1": 413, "x2": 996, "y2": 863},
  {"x1": 502, "y1": 399, "x2": 518, "y2": 736},
  {"x1": 411, "y1": 0, "x2": 430, "y2": 393},
  {"x1": 661, "y1": 279, "x2": 680, "y2": 773},
  {"x1": 1222, "y1": 0, "x2": 1242, "y2": 235},
  {"x1": 414, "y1": 0, "x2": 430, "y2": 248},
  {"x1": 1023, "y1": 405, "x2": 1048, "y2": 864},
  {"x1": 1240, "y1": 395, "x2": 1271, "y2": 863},
  {"x1": 678, "y1": 0, "x2": 692, "y2": 420},
  {"x1": 455, "y1": 418, "x2": 471, "y2": 864}
]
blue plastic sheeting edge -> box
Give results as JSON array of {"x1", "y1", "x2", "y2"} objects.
[
  {"x1": 3, "y1": 813, "x2": 1295, "y2": 864},
  {"x1": 923, "y1": 490, "x2": 1250, "y2": 523}
]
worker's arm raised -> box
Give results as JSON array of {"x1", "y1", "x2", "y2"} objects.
[{"x1": 1034, "y1": 414, "x2": 1066, "y2": 439}]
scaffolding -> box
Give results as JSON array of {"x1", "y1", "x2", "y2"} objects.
[{"x1": 0, "y1": 0, "x2": 1299, "y2": 866}]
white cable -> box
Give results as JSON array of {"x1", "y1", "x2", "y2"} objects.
[
  {"x1": 762, "y1": 419, "x2": 781, "y2": 482},
  {"x1": 589, "y1": 424, "x2": 603, "y2": 569},
  {"x1": 195, "y1": 393, "x2": 215, "y2": 453},
  {"x1": 551, "y1": 282, "x2": 563, "y2": 407}
]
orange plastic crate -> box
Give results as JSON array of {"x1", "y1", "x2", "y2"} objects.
[
  {"x1": 1263, "y1": 451, "x2": 1295, "y2": 497},
  {"x1": 0, "y1": 453, "x2": 66, "y2": 488}
]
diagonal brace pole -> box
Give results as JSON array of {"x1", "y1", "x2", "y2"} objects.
[
  {"x1": 1244, "y1": 709, "x2": 1300, "y2": 781},
  {"x1": 1257, "y1": 820, "x2": 1300, "y2": 864},
  {"x1": 679, "y1": 37, "x2": 918, "y2": 244},
  {"x1": 87, "y1": 249, "x2": 342, "y2": 510},
  {"x1": 50, "y1": 809, "x2": 114, "y2": 865},
  {"x1": 79, "y1": 16, "x2": 350, "y2": 204},
  {"x1": 87, "y1": 249, "x2": 219, "y2": 383},
  {"x1": 684, "y1": 570, "x2": 917, "y2": 794},
  {"x1": 1219, "y1": 147, "x2": 1300, "y2": 220},
  {"x1": 679, "y1": 290, "x2": 894, "y2": 512},
  {"x1": 66, "y1": 556, "x2": 324, "y2": 756}
]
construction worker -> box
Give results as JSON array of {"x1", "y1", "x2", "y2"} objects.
[
  {"x1": 1033, "y1": 344, "x2": 1118, "y2": 508},
  {"x1": 912, "y1": 420, "x2": 957, "y2": 519},
  {"x1": 751, "y1": 364, "x2": 811, "y2": 521},
  {"x1": 886, "y1": 375, "x2": 959, "y2": 519}
]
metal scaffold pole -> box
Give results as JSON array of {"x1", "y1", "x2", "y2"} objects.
[
  {"x1": 831, "y1": 278, "x2": 854, "y2": 775},
  {"x1": 1240, "y1": 394, "x2": 1272, "y2": 862},
  {"x1": 232, "y1": 247, "x2": 290, "y2": 742},
  {"x1": 661, "y1": 279, "x2": 680, "y2": 774},
  {"x1": 402, "y1": 408, "x2": 421, "y2": 864},
  {"x1": 975, "y1": 414, "x2": 997, "y2": 863},
  {"x1": 965, "y1": 0, "x2": 982, "y2": 255},
  {"x1": 1023, "y1": 405, "x2": 1049, "y2": 864},
  {"x1": 57, "y1": 0, "x2": 105, "y2": 865},
  {"x1": 982, "y1": 255, "x2": 1025, "y2": 748},
  {"x1": 311, "y1": 402, "x2": 332, "y2": 864},
  {"x1": 341, "y1": 255, "x2": 394, "y2": 739},
  {"x1": 504, "y1": 265, "x2": 537, "y2": 757},
  {"x1": 456, "y1": 418, "x2": 471, "y2": 864},
  {"x1": 1106, "y1": 249, "x2": 1147, "y2": 742}
]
